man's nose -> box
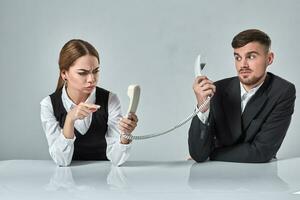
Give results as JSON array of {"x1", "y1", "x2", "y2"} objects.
[{"x1": 242, "y1": 57, "x2": 249, "y2": 68}]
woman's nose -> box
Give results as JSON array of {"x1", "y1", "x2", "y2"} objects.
[{"x1": 87, "y1": 73, "x2": 96, "y2": 83}]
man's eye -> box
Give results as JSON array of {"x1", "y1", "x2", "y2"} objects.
[
  {"x1": 235, "y1": 56, "x2": 241, "y2": 61},
  {"x1": 248, "y1": 55, "x2": 256, "y2": 59}
]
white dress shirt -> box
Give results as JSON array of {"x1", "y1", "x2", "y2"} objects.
[
  {"x1": 197, "y1": 81, "x2": 264, "y2": 123},
  {"x1": 40, "y1": 86, "x2": 131, "y2": 167}
]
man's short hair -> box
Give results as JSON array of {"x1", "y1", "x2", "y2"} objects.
[{"x1": 231, "y1": 29, "x2": 271, "y2": 51}]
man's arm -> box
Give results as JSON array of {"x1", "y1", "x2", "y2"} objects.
[
  {"x1": 188, "y1": 115, "x2": 215, "y2": 162},
  {"x1": 210, "y1": 84, "x2": 296, "y2": 163},
  {"x1": 189, "y1": 75, "x2": 216, "y2": 162}
]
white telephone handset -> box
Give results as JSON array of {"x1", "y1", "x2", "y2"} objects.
[
  {"x1": 126, "y1": 84, "x2": 140, "y2": 116},
  {"x1": 194, "y1": 54, "x2": 206, "y2": 77},
  {"x1": 112, "y1": 84, "x2": 140, "y2": 141},
  {"x1": 194, "y1": 54, "x2": 211, "y2": 127}
]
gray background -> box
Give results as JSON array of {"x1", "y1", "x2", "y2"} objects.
[{"x1": 0, "y1": 0, "x2": 299, "y2": 161}]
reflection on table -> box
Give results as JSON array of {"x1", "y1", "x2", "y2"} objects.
[{"x1": 0, "y1": 158, "x2": 300, "y2": 200}]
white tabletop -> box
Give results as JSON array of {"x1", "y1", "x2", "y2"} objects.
[{"x1": 1, "y1": 158, "x2": 300, "y2": 200}]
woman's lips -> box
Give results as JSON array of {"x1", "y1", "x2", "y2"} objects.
[{"x1": 86, "y1": 85, "x2": 95, "y2": 90}]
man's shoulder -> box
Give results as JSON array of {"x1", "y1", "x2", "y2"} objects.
[
  {"x1": 265, "y1": 73, "x2": 296, "y2": 102},
  {"x1": 268, "y1": 72, "x2": 295, "y2": 89}
]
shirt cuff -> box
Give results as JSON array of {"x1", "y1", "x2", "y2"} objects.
[
  {"x1": 57, "y1": 130, "x2": 76, "y2": 150},
  {"x1": 196, "y1": 105, "x2": 210, "y2": 124},
  {"x1": 117, "y1": 139, "x2": 132, "y2": 151}
]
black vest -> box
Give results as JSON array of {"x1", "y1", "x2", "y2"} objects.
[{"x1": 49, "y1": 87, "x2": 109, "y2": 161}]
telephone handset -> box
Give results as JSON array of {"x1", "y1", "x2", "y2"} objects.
[
  {"x1": 126, "y1": 84, "x2": 140, "y2": 115},
  {"x1": 119, "y1": 54, "x2": 210, "y2": 141},
  {"x1": 194, "y1": 54, "x2": 206, "y2": 77}
]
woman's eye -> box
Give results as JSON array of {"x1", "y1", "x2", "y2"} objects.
[
  {"x1": 93, "y1": 70, "x2": 99, "y2": 74},
  {"x1": 78, "y1": 72, "x2": 88, "y2": 76}
]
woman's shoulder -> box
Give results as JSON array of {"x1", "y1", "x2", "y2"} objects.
[
  {"x1": 41, "y1": 88, "x2": 61, "y2": 104},
  {"x1": 40, "y1": 95, "x2": 51, "y2": 105},
  {"x1": 40, "y1": 95, "x2": 53, "y2": 110},
  {"x1": 40, "y1": 95, "x2": 55, "y2": 118}
]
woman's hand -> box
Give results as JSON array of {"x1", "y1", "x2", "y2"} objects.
[
  {"x1": 63, "y1": 103, "x2": 100, "y2": 139},
  {"x1": 118, "y1": 113, "x2": 138, "y2": 144},
  {"x1": 67, "y1": 102, "x2": 100, "y2": 122}
]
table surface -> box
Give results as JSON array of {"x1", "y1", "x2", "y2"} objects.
[{"x1": 1, "y1": 158, "x2": 300, "y2": 200}]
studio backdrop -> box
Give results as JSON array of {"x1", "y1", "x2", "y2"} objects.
[{"x1": 0, "y1": 0, "x2": 299, "y2": 161}]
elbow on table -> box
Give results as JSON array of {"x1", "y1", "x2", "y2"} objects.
[
  {"x1": 190, "y1": 152, "x2": 210, "y2": 163},
  {"x1": 53, "y1": 157, "x2": 71, "y2": 167},
  {"x1": 251, "y1": 153, "x2": 274, "y2": 163},
  {"x1": 247, "y1": 146, "x2": 277, "y2": 163},
  {"x1": 109, "y1": 157, "x2": 125, "y2": 167},
  {"x1": 57, "y1": 161, "x2": 71, "y2": 167},
  {"x1": 49, "y1": 152, "x2": 72, "y2": 167}
]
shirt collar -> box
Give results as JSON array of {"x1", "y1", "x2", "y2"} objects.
[
  {"x1": 62, "y1": 85, "x2": 96, "y2": 110},
  {"x1": 240, "y1": 81, "x2": 264, "y2": 98}
]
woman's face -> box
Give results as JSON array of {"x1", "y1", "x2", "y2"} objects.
[{"x1": 62, "y1": 55, "x2": 99, "y2": 94}]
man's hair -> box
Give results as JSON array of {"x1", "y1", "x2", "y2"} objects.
[{"x1": 231, "y1": 29, "x2": 271, "y2": 51}]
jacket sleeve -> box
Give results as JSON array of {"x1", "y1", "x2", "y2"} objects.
[
  {"x1": 188, "y1": 114, "x2": 215, "y2": 162},
  {"x1": 210, "y1": 84, "x2": 296, "y2": 163}
]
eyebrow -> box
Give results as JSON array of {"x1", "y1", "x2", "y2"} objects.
[
  {"x1": 234, "y1": 51, "x2": 260, "y2": 56},
  {"x1": 246, "y1": 51, "x2": 260, "y2": 55},
  {"x1": 77, "y1": 67, "x2": 100, "y2": 72}
]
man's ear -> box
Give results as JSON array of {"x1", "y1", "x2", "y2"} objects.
[{"x1": 267, "y1": 52, "x2": 274, "y2": 66}]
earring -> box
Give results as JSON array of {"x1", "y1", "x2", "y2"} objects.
[{"x1": 64, "y1": 78, "x2": 67, "y2": 86}]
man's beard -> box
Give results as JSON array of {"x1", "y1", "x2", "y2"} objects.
[{"x1": 239, "y1": 72, "x2": 266, "y2": 86}]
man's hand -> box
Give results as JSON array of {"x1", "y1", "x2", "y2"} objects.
[{"x1": 193, "y1": 76, "x2": 216, "y2": 112}]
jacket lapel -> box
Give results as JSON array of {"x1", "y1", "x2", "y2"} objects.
[
  {"x1": 222, "y1": 78, "x2": 242, "y2": 141},
  {"x1": 241, "y1": 74, "x2": 270, "y2": 131}
]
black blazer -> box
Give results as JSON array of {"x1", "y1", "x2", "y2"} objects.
[{"x1": 188, "y1": 72, "x2": 296, "y2": 163}]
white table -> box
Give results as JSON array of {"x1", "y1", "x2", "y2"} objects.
[{"x1": 1, "y1": 158, "x2": 300, "y2": 200}]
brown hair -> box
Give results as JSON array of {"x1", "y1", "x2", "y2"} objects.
[
  {"x1": 231, "y1": 29, "x2": 271, "y2": 51},
  {"x1": 56, "y1": 39, "x2": 100, "y2": 91}
]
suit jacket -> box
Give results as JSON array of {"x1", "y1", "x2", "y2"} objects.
[{"x1": 188, "y1": 72, "x2": 296, "y2": 163}]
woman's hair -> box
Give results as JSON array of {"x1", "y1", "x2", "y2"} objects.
[{"x1": 56, "y1": 39, "x2": 100, "y2": 91}]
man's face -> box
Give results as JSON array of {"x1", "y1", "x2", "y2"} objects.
[{"x1": 234, "y1": 42, "x2": 274, "y2": 90}]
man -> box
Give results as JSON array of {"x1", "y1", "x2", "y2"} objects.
[{"x1": 188, "y1": 29, "x2": 296, "y2": 163}]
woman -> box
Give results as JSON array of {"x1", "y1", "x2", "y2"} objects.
[{"x1": 40, "y1": 39, "x2": 138, "y2": 166}]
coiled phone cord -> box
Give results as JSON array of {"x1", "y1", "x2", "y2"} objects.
[{"x1": 119, "y1": 97, "x2": 210, "y2": 140}]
